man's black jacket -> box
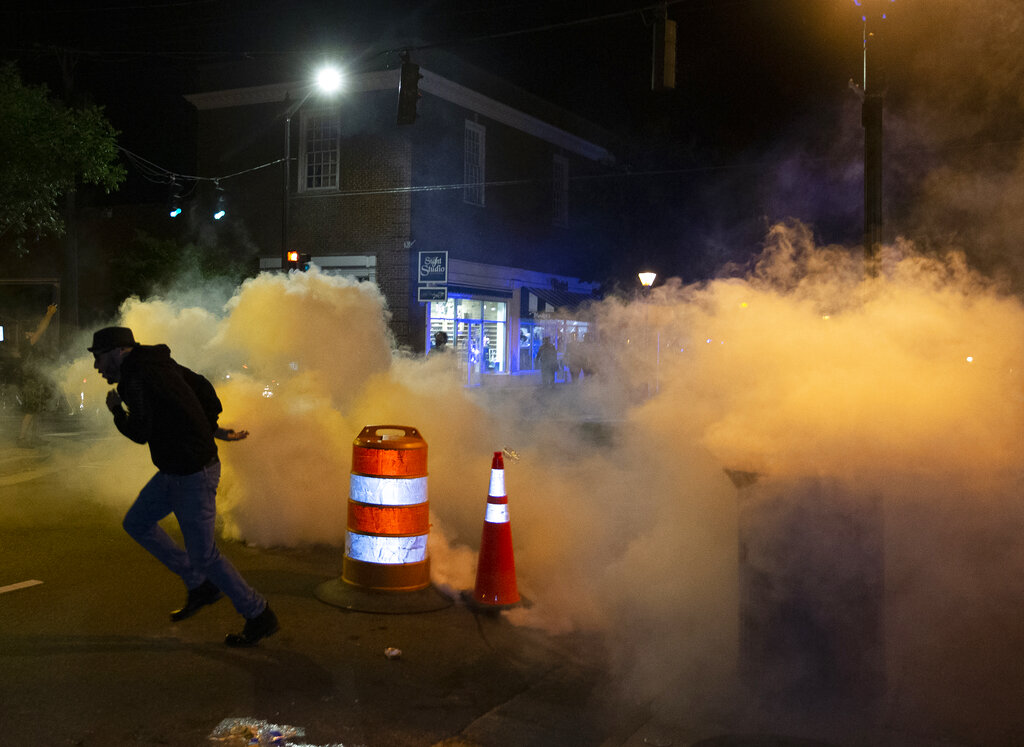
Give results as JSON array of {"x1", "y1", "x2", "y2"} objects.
[{"x1": 112, "y1": 344, "x2": 222, "y2": 475}]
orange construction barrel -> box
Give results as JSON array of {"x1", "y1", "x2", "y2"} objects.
[{"x1": 342, "y1": 425, "x2": 431, "y2": 592}]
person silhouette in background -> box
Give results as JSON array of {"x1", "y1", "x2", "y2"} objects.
[
  {"x1": 536, "y1": 336, "x2": 558, "y2": 387},
  {"x1": 15, "y1": 303, "x2": 57, "y2": 448},
  {"x1": 89, "y1": 325, "x2": 278, "y2": 647}
]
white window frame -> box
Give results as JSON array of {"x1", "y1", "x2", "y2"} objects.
[
  {"x1": 463, "y1": 120, "x2": 486, "y2": 207},
  {"x1": 552, "y1": 154, "x2": 569, "y2": 227},
  {"x1": 300, "y1": 110, "x2": 340, "y2": 192}
]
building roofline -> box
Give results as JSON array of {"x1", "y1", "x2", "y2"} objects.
[{"x1": 184, "y1": 68, "x2": 613, "y2": 164}]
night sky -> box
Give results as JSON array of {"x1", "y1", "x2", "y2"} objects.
[
  {"x1": 4, "y1": 0, "x2": 1024, "y2": 283},
  {"x1": 1, "y1": 1, "x2": 870, "y2": 141}
]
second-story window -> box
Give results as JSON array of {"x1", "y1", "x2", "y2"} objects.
[
  {"x1": 463, "y1": 120, "x2": 485, "y2": 206},
  {"x1": 552, "y1": 154, "x2": 569, "y2": 227},
  {"x1": 303, "y1": 112, "x2": 340, "y2": 191}
]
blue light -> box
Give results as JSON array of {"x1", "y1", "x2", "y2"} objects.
[
  {"x1": 169, "y1": 207, "x2": 182, "y2": 218},
  {"x1": 212, "y1": 181, "x2": 226, "y2": 221}
]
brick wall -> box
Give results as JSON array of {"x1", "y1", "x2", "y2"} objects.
[{"x1": 290, "y1": 133, "x2": 414, "y2": 347}]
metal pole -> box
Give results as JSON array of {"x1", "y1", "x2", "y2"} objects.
[
  {"x1": 279, "y1": 71, "x2": 340, "y2": 271},
  {"x1": 282, "y1": 114, "x2": 291, "y2": 270},
  {"x1": 861, "y1": 12, "x2": 885, "y2": 271}
]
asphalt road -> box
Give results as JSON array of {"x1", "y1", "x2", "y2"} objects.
[
  {"x1": 0, "y1": 424, "x2": 655, "y2": 747},
  {"x1": 0, "y1": 417, "x2": 972, "y2": 747}
]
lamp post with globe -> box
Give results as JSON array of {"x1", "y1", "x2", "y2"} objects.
[{"x1": 638, "y1": 271, "x2": 658, "y2": 396}]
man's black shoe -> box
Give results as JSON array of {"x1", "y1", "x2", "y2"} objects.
[
  {"x1": 224, "y1": 604, "x2": 279, "y2": 647},
  {"x1": 170, "y1": 580, "x2": 223, "y2": 622}
]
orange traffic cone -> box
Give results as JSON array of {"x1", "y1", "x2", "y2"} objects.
[{"x1": 472, "y1": 451, "x2": 521, "y2": 608}]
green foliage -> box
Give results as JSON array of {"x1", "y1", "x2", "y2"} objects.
[{"x1": 0, "y1": 62, "x2": 126, "y2": 254}]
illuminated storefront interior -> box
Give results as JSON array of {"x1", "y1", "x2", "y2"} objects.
[
  {"x1": 428, "y1": 295, "x2": 509, "y2": 386},
  {"x1": 424, "y1": 260, "x2": 598, "y2": 386}
]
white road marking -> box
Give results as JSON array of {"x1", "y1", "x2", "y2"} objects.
[{"x1": 0, "y1": 579, "x2": 44, "y2": 595}]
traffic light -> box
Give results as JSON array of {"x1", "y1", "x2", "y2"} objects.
[
  {"x1": 652, "y1": 13, "x2": 677, "y2": 90},
  {"x1": 169, "y1": 180, "x2": 183, "y2": 218},
  {"x1": 212, "y1": 183, "x2": 227, "y2": 220},
  {"x1": 397, "y1": 54, "x2": 422, "y2": 125},
  {"x1": 284, "y1": 251, "x2": 312, "y2": 271}
]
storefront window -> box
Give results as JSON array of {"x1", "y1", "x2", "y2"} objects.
[
  {"x1": 519, "y1": 320, "x2": 589, "y2": 374},
  {"x1": 428, "y1": 297, "x2": 507, "y2": 383},
  {"x1": 457, "y1": 299, "x2": 481, "y2": 320}
]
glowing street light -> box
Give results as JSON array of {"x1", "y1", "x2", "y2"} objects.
[
  {"x1": 282, "y1": 64, "x2": 344, "y2": 270},
  {"x1": 638, "y1": 271, "x2": 658, "y2": 395},
  {"x1": 316, "y1": 66, "x2": 343, "y2": 94}
]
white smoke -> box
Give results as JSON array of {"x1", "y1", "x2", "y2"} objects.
[
  {"x1": 37, "y1": 1, "x2": 1024, "y2": 740},
  {"x1": 50, "y1": 227, "x2": 1024, "y2": 744}
]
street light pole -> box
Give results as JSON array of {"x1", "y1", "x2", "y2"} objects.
[
  {"x1": 638, "y1": 271, "x2": 657, "y2": 396},
  {"x1": 853, "y1": 0, "x2": 892, "y2": 271},
  {"x1": 282, "y1": 110, "x2": 293, "y2": 270},
  {"x1": 280, "y1": 65, "x2": 343, "y2": 271}
]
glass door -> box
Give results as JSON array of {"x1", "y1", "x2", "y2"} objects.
[{"x1": 455, "y1": 321, "x2": 483, "y2": 386}]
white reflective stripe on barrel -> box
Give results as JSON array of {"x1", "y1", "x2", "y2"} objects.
[
  {"x1": 346, "y1": 532, "x2": 428, "y2": 564},
  {"x1": 485, "y1": 503, "x2": 510, "y2": 523},
  {"x1": 350, "y1": 474, "x2": 428, "y2": 506},
  {"x1": 489, "y1": 469, "x2": 505, "y2": 497}
]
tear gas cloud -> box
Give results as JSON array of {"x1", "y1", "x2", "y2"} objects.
[
  {"x1": 887, "y1": 0, "x2": 1024, "y2": 289},
  {"x1": 44, "y1": 1, "x2": 1024, "y2": 739},
  {"x1": 756, "y1": 0, "x2": 1024, "y2": 291},
  {"x1": 55, "y1": 227, "x2": 1024, "y2": 742}
]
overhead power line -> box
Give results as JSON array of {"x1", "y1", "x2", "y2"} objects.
[
  {"x1": 117, "y1": 146, "x2": 285, "y2": 186},
  {"x1": 118, "y1": 130, "x2": 1024, "y2": 203}
]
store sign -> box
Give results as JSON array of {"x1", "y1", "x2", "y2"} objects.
[
  {"x1": 418, "y1": 251, "x2": 448, "y2": 284},
  {"x1": 418, "y1": 286, "x2": 448, "y2": 303}
]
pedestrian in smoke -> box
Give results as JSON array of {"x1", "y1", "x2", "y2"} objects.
[
  {"x1": 565, "y1": 330, "x2": 582, "y2": 382},
  {"x1": 15, "y1": 303, "x2": 58, "y2": 448},
  {"x1": 536, "y1": 336, "x2": 558, "y2": 386},
  {"x1": 431, "y1": 330, "x2": 448, "y2": 353},
  {"x1": 88, "y1": 326, "x2": 278, "y2": 647},
  {"x1": 581, "y1": 332, "x2": 597, "y2": 378}
]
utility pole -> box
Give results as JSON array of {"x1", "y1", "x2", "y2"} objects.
[{"x1": 852, "y1": 1, "x2": 892, "y2": 272}]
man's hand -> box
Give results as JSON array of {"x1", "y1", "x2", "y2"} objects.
[
  {"x1": 105, "y1": 389, "x2": 123, "y2": 414},
  {"x1": 215, "y1": 428, "x2": 249, "y2": 442}
]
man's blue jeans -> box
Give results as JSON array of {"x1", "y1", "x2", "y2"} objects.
[{"x1": 122, "y1": 459, "x2": 266, "y2": 619}]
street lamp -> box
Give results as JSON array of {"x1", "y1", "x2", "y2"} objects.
[
  {"x1": 316, "y1": 66, "x2": 343, "y2": 94},
  {"x1": 282, "y1": 64, "x2": 344, "y2": 270},
  {"x1": 638, "y1": 271, "x2": 658, "y2": 395}
]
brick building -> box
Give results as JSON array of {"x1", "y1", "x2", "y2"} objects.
[{"x1": 185, "y1": 51, "x2": 622, "y2": 375}]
